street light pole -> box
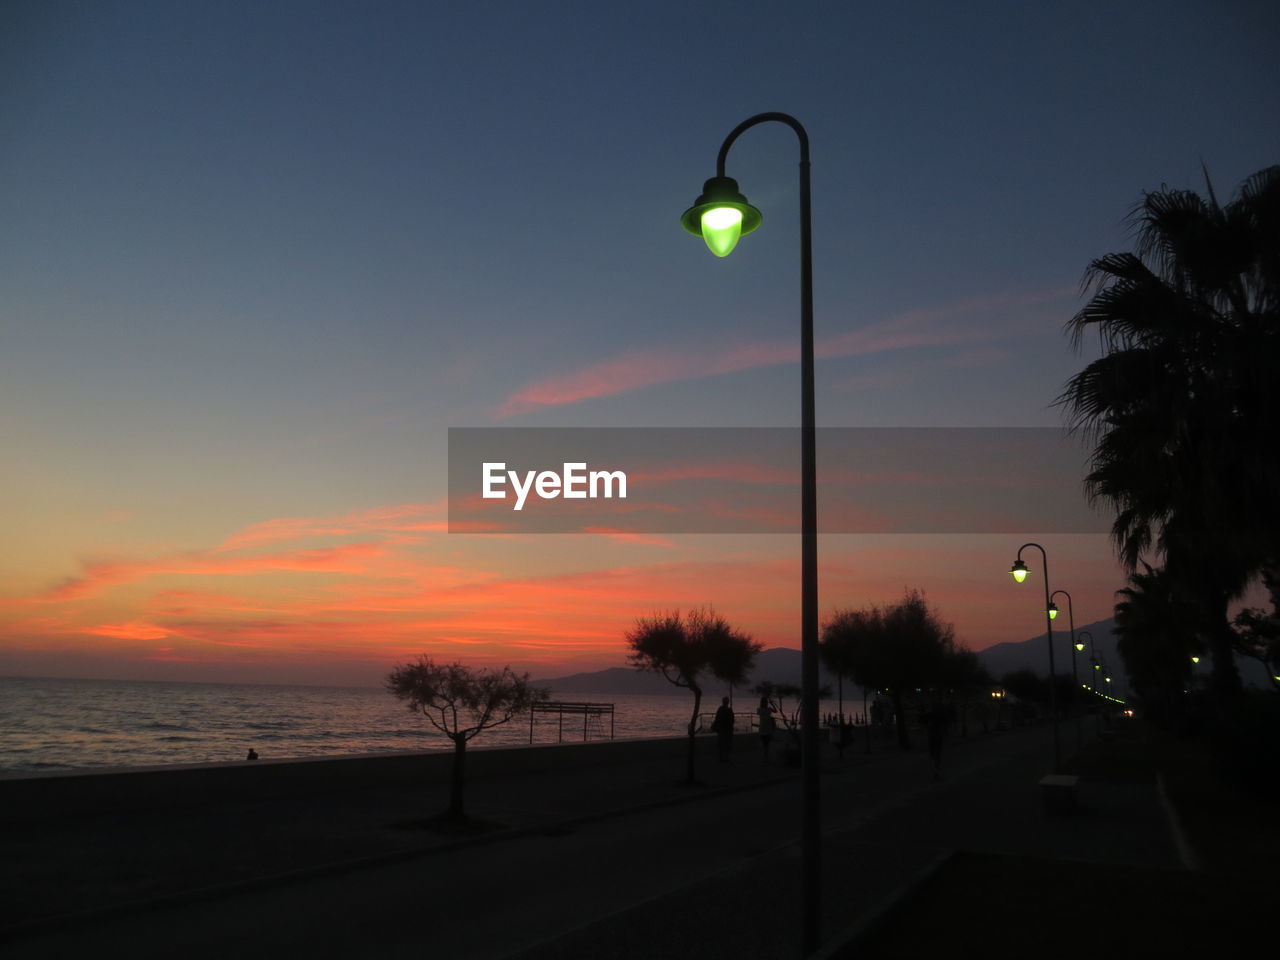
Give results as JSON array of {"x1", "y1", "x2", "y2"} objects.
[
  {"x1": 682, "y1": 112, "x2": 820, "y2": 957},
  {"x1": 1010, "y1": 542, "x2": 1060, "y2": 772},
  {"x1": 1051, "y1": 589, "x2": 1081, "y2": 750}
]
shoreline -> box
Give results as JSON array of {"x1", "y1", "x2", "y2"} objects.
[{"x1": 0, "y1": 732, "x2": 730, "y2": 824}]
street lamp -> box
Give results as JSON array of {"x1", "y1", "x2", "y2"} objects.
[
  {"x1": 1078, "y1": 630, "x2": 1096, "y2": 696},
  {"x1": 1050, "y1": 589, "x2": 1081, "y2": 749},
  {"x1": 1009, "y1": 543, "x2": 1060, "y2": 771},
  {"x1": 682, "y1": 112, "x2": 820, "y2": 956}
]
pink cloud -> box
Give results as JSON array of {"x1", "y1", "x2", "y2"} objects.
[{"x1": 494, "y1": 287, "x2": 1072, "y2": 418}]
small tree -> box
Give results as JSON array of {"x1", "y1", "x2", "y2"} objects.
[
  {"x1": 387, "y1": 656, "x2": 547, "y2": 819},
  {"x1": 752, "y1": 679, "x2": 832, "y2": 760},
  {"x1": 627, "y1": 608, "x2": 760, "y2": 784}
]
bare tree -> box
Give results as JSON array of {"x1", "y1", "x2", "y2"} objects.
[
  {"x1": 627, "y1": 608, "x2": 760, "y2": 783},
  {"x1": 752, "y1": 680, "x2": 832, "y2": 762},
  {"x1": 387, "y1": 656, "x2": 547, "y2": 819}
]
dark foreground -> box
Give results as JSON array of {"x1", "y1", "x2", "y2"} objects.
[{"x1": 1, "y1": 718, "x2": 1274, "y2": 958}]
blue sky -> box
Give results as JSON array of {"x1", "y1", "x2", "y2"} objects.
[{"x1": 1, "y1": 1, "x2": 1276, "y2": 683}]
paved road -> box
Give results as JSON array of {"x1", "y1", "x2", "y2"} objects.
[{"x1": 5, "y1": 723, "x2": 1178, "y2": 959}]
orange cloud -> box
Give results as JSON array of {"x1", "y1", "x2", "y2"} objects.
[
  {"x1": 218, "y1": 501, "x2": 449, "y2": 551},
  {"x1": 42, "y1": 542, "x2": 389, "y2": 602},
  {"x1": 85, "y1": 621, "x2": 170, "y2": 641}
]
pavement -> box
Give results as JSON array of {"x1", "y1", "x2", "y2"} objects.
[{"x1": 0, "y1": 716, "x2": 1204, "y2": 958}]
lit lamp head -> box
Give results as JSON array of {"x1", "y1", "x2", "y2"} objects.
[
  {"x1": 1010, "y1": 559, "x2": 1028, "y2": 584},
  {"x1": 1075, "y1": 641, "x2": 1085, "y2": 652},
  {"x1": 1047, "y1": 601, "x2": 1059, "y2": 620},
  {"x1": 1190, "y1": 656, "x2": 1200, "y2": 664},
  {"x1": 681, "y1": 176, "x2": 762, "y2": 257}
]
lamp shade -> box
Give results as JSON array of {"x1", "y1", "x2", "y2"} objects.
[
  {"x1": 681, "y1": 177, "x2": 762, "y2": 257},
  {"x1": 1047, "y1": 602, "x2": 1059, "y2": 620}
]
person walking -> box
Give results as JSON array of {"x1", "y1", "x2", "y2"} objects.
[
  {"x1": 711, "y1": 696, "x2": 735, "y2": 762},
  {"x1": 756, "y1": 693, "x2": 776, "y2": 761},
  {"x1": 924, "y1": 698, "x2": 950, "y2": 779}
]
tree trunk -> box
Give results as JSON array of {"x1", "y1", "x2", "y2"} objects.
[
  {"x1": 450, "y1": 735, "x2": 466, "y2": 818},
  {"x1": 1204, "y1": 592, "x2": 1243, "y2": 702},
  {"x1": 686, "y1": 686, "x2": 702, "y2": 784}
]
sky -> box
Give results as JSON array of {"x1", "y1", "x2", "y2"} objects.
[{"x1": 2, "y1": 1, "x2": 1277, "y2": 686}]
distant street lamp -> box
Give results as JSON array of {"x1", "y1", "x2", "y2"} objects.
[
  {"x1": 1050, "y1": 589, "x2": 1081, "y2": 749},
  {"x1": 1078, "y1": 630, "x2": 1096, "y2": 696},
  {"x1": 1009, "y1": 543, "x2": 1060, "y2": 771},
  {"x1": 682, "y1": 112, "x2": 820, "y2": 957}
]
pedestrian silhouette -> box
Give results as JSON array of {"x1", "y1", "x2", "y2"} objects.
[
  {"x1": 756, "y1": 694, "x2": 776, "y2": 760},
  {"x1": 246, "y1": 748, "x2": 259, "y2": 761},
  {"x1": 923, "y1": 700, "x2": 948, "y2": 779},
  {"x1": 711, "y1": 696, "x2": 735, "y2": 762}
]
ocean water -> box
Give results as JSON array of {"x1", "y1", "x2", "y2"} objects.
[{"x1": 0, "y1": 676, "x2": 733, "y2": 775}]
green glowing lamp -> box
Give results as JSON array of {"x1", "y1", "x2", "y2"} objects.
[
  {"x1": 681, "y1": 176, "x2": 762, "y2": 257},
  {"x1": 1190, "y1": 656, "x2": 1200, "y2": 664},
  {"x1": 1075, "y1": 641, "x2": 1085, "y2": 652},
  {"x1": 1010, "y1": 559, "x2": 1028, "y2": 583},
  {"x1": 1047, "y1": 601, "x2": 1059, "y2": 620}
]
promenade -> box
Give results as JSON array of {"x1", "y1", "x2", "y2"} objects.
[{"x1": 0, "y1": 718, "x2": 1260, "y2": 958}]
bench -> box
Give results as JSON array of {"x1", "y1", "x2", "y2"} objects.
[{"x1": 1039, "y1": 773, "x2": 1079, "y2": 814}]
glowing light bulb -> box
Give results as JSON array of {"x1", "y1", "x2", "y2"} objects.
[{"x1": 701, "y1": 206, "x2": 744, "y2": 257}]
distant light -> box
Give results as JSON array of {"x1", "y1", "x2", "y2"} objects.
[
  {"x1": 1075, "y1": 641, "x2": 1085, "y2": 652},
  {"x1": 1190, "y1": 656, "x2": 1200, "y2": 664}
]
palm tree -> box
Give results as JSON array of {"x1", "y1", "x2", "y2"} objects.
[
  {"x1": 1113, "y1": 564, "x2": 1201, "y2": 723},
  {"x1": 1060, "y1": 165, "x2": 1280, "y2": 700}
]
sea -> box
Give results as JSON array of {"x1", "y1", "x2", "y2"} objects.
[{"x1": 0, "y1": 676, "x2": 783, "y2": 776}]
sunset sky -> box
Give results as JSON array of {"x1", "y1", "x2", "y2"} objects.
[{"x1": 3, "y1": 1, "x2": 1277, "y2": 686}]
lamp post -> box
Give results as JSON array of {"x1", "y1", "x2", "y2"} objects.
[
  {"x1": 1078, "y1": 630, "x2": 1095, "y2": 696},
  {"x1": 1009, "y1": 543, "x2": 1060, "y2": 771},
  {"x1": 682, "y1": 112, "x2": 820, "y2": 956},
  {"x1": 1050, "y1": 589, "x2": 1081, "y2": 750}
]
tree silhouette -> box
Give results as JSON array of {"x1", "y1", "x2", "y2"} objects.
[
  {"x1": 821, "y1": 590, "x2": 970, "y2": 749},
  {"x1": 627, "y1": 608, "x2": 760, "y2": 783},
  {"x1": 387, "y1": 656, "x2": 546, "y2": 819},
  {"x1": 1060, "y1": 165, "x2": 1280, "y2": 700},
  {"x1": 752, "y1": 679, "x2": 832, "y2": 760},
  {"x1": 1114, "y1": 564, "x2": 1201, "y2": 723},
  {"x1": 1232, "y1": 565, "x2": 1280, "y2": 693}
]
